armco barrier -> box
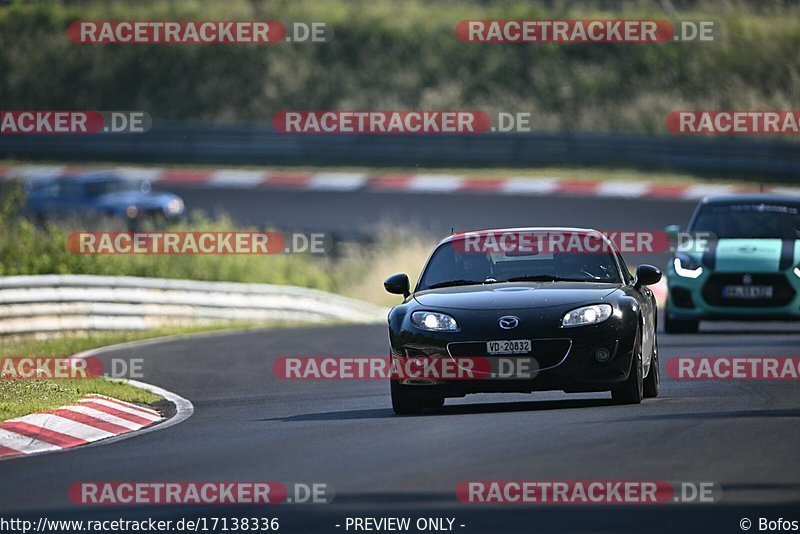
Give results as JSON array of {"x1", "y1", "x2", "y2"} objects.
[
  {"x1": 0, "y1": 275, "x2": 387, "y2": 334},
  {"x1": 0, "y1": 121, "x2": 799, "y2": 179}
]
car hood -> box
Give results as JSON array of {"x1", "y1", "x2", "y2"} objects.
[
  {"x1": 413, "y1": 282, "x2": 622, "y2": 311},
  {"x1": 96, "y1": 191, "x2": 179, "y2": 210},
  {"x1": 695, "y1": 238, "x2": 799, "y2": 272}
]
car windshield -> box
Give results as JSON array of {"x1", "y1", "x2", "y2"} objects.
[
  {"x1": 84, "y1": 177, "x2": 141, "y2": 197},
  {"x1": 417, "y1": 240, "x2": 622, "y2": 290},
  {"x1": 690, "y1": 202, "x2": 800, "y2": 239}
]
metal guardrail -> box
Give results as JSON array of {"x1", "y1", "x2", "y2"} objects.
[
  {"x1": 1, "y1": 121, "x2": 799, "y2": 179},
  {"x1": 0, "y1": 275, "x2": 387, "y2": 334}
]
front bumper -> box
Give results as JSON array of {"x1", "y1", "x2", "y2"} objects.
[
  {"x1": 665, "y1": 264, "x2": 800, "y2": 320},
  {"x1": 389, "y1": 317, "x2": 638, "y2": 397}
]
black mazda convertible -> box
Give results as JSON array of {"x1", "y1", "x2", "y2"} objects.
[{"x1": 384, "y1": 227, "x2": 662, "y2": 414}]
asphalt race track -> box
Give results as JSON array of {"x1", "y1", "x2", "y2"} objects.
[
  {"x1": 169, "y1": 185, "x2": 700, "y2": 238},
  {"x1": 1, "y1": 191, "x2": 798, "y2": 533}
]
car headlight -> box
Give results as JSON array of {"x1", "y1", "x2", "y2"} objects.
[
  {"x1": 411, "y1": 311, "x2": 459, "y2": 331},
  {"x1": 562, "y1": 304, "x2": 613, "y2": 328},
  {"x1": 164, "y1": 198, "x2": 184, "y2": 215},
  {"x1": 794, "y1": 266, "x2": 800, "y2": 279},
  {"x1": 673, "y1": 253, "x2": 703, "y2": 279}
]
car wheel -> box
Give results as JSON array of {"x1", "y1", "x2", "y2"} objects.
[
  {"x1": 663, "y1": 309, "x2": 699, "y2": 334},
  {"x1": 612, "y1": 327, "x2": 643, "y2": 405},
  {"x1": 643, "y1": 336, "x2": 659, "y2": 398},
  {"x1": 391, "y1": 381, "x2": 426, "y2": 415}
]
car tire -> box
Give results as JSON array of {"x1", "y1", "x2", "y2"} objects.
[
  {"x1": 612, "y1": 327, "x2": 643, "y2": 405},
  {"x1": 663, "y1": 309, "x2": 699, "y2": 334},
  {"x1": 643, "y1": 336, "x2": 659, "y2": 398},
  {"x1": 391, "y1": 381, "x2": 426, "y2": 415},
  {"x1": 425, "y1": 397, "x2": 445, "y2": 409}
]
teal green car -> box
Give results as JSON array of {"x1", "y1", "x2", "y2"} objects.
[{"x1": 664, "y1": 195, "x2": 800, "y2": 333}]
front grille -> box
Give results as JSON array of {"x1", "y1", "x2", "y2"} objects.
[
  {"x1": 702, "y1": 273, "x2": 795, "y2": 307},
  {"x1": 447, "y1": 339, "x2": 571, "y2": 369}
]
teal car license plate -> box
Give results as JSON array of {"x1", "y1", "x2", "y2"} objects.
[{"x1": 722, "y1": 285, "x2": 773, "y2": 299}]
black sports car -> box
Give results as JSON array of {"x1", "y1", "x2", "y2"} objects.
[{"x1": 384, "y1": 227, "x2": 662, "y2": 414}]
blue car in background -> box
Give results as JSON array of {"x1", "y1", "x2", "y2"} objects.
[{"x1": 24, "y1": 172, "x2": 185, "y2": 226}]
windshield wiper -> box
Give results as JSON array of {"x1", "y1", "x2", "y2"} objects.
[
  {"x1": 426, "y1": 279, "x2": 495, "y2": 289},
  {"x1": 505, "y1": 275, "x2": 591, "y2": 283}
]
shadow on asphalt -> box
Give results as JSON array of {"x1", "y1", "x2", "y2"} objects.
[
  {"x1": 259, "y1": 397, "x2": 616, "y2": 422},
  {"x1": 682, "y1": 329, "x2": 800, "y2": 336},
  {"x1": 598, "y1": 408, "x2": 800, "y2": 424}
]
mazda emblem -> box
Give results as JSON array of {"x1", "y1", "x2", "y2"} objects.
[{"x1": 499, "y1": 316, "x2": 520, "y2": 329}]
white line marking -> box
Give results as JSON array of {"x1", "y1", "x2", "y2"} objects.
[
  {"x1": 113, "y1": 167, "x2": 165, "y2": 182},
  {"x1": 208, "y1": 170, "x2": 269, "y2": 188},
  {"x1": 84, "y1": 395, "x2": 160, "y2": 416},
  {"x1": 0, "y1": 429, "x2": 62, "y2": 454},
  {"x1": 307, "y1": 173, "x2": 368, "y2": 191},
  {"x1": 407, "y1": 175, "x2": 464, "y2": 192},
  {"x1": 61, "y1": 405, "x2": 144, "y2": 431},
  {"x1": 9, "y1": 413, "x2": 114, "y2": 441},
  {"x1": 8, "y1": 165, "x2": 66, "y2": 180},
  {"x1": 769, "y1": 187, "x2": 800, "y2": 197},
  {"x1": 78, "y1": 398, "x2": 161, "y2": 421},
  {"x1": 501, "y1": 177, "x2": 560, "y2": 195},
  {"x1": 682, "y1": 184, "x2": 737, "y2": 199},
  {"x1": 596, "y1": 181, "x2": 650, "y2": 198}
]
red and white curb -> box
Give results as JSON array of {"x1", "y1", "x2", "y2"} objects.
[
  {"x1": 3, "y1": 165, "x2": 798, "y2": 199},
  {"x1": 0, "y1": 336, "x2": 195, "y2": 461},
  {"x1": 0, "y1": 394, "x2": 161, "y2": 459}
]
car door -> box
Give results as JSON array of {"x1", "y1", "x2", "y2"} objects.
[{"x1": 49, "y1": 180, "x2": 88, "y2": 216}]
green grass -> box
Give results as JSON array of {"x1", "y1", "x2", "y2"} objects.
[
  {"x1": 0, "y1": 322, "x2": 296, "y2": 421},
  {"x1": 0, "y1": 379, "x2": 160, "y2": 422}
]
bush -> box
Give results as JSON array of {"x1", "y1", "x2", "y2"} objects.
[{"x1": 0, "y1": 0, "x2": 797, "y2": 133}]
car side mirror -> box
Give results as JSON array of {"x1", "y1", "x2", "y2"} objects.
[
  {"x1": 384, "y1": 273, "x2": 410, "y2": 297},
  {"x1": 635, "y1": 264, "x2": 662, "y2": 288},
  {"x1": 664, "y1": 224, "x2": 681, "y2": 237}
]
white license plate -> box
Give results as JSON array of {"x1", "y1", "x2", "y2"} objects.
[
  {"x1": 722, "y1": 285, "x2": 773, "y2": 299},
  {"x1": 487, "y1": 339, "x2": 532, "y2": 355}
]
